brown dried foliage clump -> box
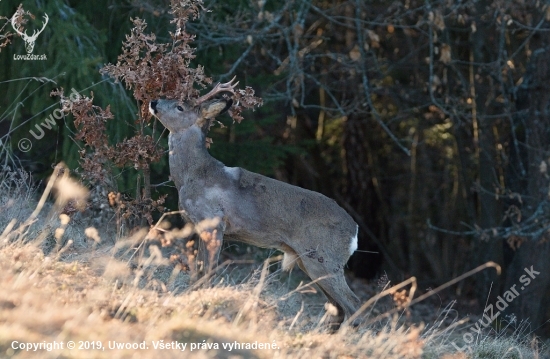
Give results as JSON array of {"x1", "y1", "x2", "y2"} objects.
[
  {"x1": 51, "y1": 89, "x2": 115, "y2": 185},
  {"x1": 107, "y1": 190, "x2": 166, "y2": 225},
  {"x1": 53, "y1": 89, "x2": 164, "y2": 179},
  {"x1": 51, "y1": 88, "x2": 166, "y2": 225},
  {"x1": 100, "y1": 0, "x2": 262, "y2": 123},
  {"x1": 0, "y1": 4, "x2": 27, "y2": 51},
  {"x1": 0, "y1": 19, "x2": 12, "y2": 50}
]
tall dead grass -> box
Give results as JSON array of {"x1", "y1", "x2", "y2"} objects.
[{"x1": 0, "y1": 165, "x2": 547, "y2": 358}]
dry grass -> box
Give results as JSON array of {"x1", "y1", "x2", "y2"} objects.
[
  {"x1": 0, "y1": 166, "x2": 547, "y2": 359},
  {"x1": 0, "y1": 241, "x2": 425, "y2": 359}
]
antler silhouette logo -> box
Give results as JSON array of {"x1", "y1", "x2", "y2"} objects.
[{"x1": 11, "y1": 13, "x2": 48, "y2": 54}]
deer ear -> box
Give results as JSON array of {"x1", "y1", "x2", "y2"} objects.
[{"x1": 200, "y1": 99, "x2": 233, "y2": 119}]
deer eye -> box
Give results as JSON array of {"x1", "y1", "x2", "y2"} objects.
[{"x1": 176, "y1": 105, "x2": 184, "y2": 112}]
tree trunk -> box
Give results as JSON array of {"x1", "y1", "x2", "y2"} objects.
[
  {"x1": 469, "y1": 12, "x2": 503, "y2": 304},
  {"x1": 504, "y1": 47, "x2": 550, "y2": 334}
]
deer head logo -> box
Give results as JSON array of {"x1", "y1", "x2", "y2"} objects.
[{"x1": 11, "y1": 13, "x2": 48, "y2": 54}]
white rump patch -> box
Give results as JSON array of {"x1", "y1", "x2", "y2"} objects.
[
  {"x1": 349, "y1": 225, "x2": 358, "y2": 256},
  {"x1": 224, "y1": 166, "x2": 239, "y2": 180},
  {"x1": 282, "y1": 252, "x2": 298, "y2": 271}
]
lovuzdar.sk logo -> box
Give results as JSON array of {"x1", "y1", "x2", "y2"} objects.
[{"x1": 11, "y1": 9, "x2": 48, "y2": 61}]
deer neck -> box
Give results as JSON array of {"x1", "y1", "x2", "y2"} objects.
[{"x1": 168, "y1": 125, "x2": 220, "y2": 188}]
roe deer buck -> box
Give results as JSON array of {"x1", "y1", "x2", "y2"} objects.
[{"x1": 149, "y1": 78, "x2": 361, "y2": 329}]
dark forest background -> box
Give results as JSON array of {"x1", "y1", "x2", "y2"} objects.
[{"x1": 1, "y1": 0, "x2": 549, "y2": 336}]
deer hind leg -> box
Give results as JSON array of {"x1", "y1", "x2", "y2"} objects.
[{"x1": 296, "y1": 252, "x2": 361, "y2": 331}]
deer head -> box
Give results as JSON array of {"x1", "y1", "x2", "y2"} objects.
[
  {"x1": 11, "y1": 13, "x2": 48, "y2": 54},
  {"x1": 149, "y1": 77, "x2": 238, "y2": 133}
]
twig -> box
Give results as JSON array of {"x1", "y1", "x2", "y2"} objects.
[{"x1": 347, "y1": 261, "x2": 501, "y2": 328}]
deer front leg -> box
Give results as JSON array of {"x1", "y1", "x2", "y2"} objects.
[{"x1": 195, "y1": 217, "x2": 225, "y2": 278}]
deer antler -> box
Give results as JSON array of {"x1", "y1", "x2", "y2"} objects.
[{"x1": 195, "y1": 76, "x2": 239, "y2": 105}]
